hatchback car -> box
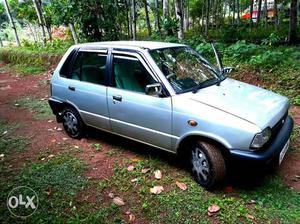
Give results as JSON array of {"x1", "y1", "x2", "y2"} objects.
[{"x1": 49, "y1": 41, "x2": 293, "y2": 189}]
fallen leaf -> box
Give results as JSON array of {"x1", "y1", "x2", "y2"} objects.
[
  {"x1": 129, "y1": 213, "x2": 135, "y2": 222},
  {"x1": 57, "y1": 128, "x2": 63, "y2": 131},
  {"x1": 154, "y1": 170, "x2": 162, "y2": 179},
  {"x1": 127, "y1": 165, "x2": 135, "y2": 172},
  {"x1": 130, "y1": 178, "x2": 138, "y2": 183},
  {"x1": 248, "y1": 199, "x2": 256, "y2": 204},
  {"x1": 51, "y1": 139, "x2": 56, "y2": 143},
  {"x1": 0, "y1": 154, "x2": 4, "y2": 158},
  {"x1": 247, "y1": 214, "x2": 255, "y2": 220},
  {"x1": 224, "y1": 186, "x2": 233, "y2": 193},
  {"x1": 41, "y1": 158, "x2": 45, "y2": 161},
  {"x1": 176, "y1": 181, "x2": 187, "y2": 190},
  {"x1": 141, "y1": 168, "x2": 150, "y2": 174},
  {"x1": 113, "y1": 197, "x2": 125, "y2": 206},
  {"x1": 150, "y1": 186, "x2": 164, "y2": 194},
  {"x1": 47, "y1": 120, "x2": 53, "y2": 123},
  {"x1": 48, "y1": 154, "x2": 55, "y2": 158},
  {"x1": 74, "y1": 145, "x2": 79, "y2": 149},
  {"x1": 131, "y1": 158, "x2": 141, "y2": 162},
  {"x1": 125, "y1": 210, "x2": 131, "y2": 215},
  {"x1": 207, "y1": 204, "x2": 220, "y2": 214},
  {"x1": 108, "y1": 192, "x2": 114, "y2": 198},
  {"x1": 2, "y1": 131, "x2": 7, "y2": 135},
  {"x1": 62, "y1": 138, "x2": 68, "y2": 141}
]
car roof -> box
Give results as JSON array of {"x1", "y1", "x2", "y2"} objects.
[{"x1": 77, "y1": 41, "x2": 186, "y2": 50}]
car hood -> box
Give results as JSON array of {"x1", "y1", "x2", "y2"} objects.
[{"x1": 190, "y1": 78, "x2": 289, "y2": 129}]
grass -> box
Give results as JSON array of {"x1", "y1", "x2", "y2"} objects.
[
  {"x1": 0, "y1": 151, "x2": 88, "y2": 223},
  {"x1": 94, "y1": 156, "x2": 300, "y2": 223},
  {"x1": 13, "y1": 96, "x2": 53, "y2": 120},
  {"x1": 0, "y1": 121, "x2": 27, "y2": 155},
  {"x1": 0, "y1": 64, "x2": 46, "y2": 76}
]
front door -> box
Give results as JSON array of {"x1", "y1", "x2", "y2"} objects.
[{"x1": 107, "y1": 52, "x2": 172, "y2": 150}]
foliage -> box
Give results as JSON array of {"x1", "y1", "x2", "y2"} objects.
[
  {"x1": 249, "y1": 50, "x2": 283, "y2": 69},
  {"x1": 161, "y1": 17, "x2": 178, "y2": 36},
  {"x1": 261, "y1": 33, "x2": 281, "y2": 46}
]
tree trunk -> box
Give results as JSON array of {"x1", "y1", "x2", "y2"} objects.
[
  {"x1": 0, "y1": 38, "x2": 3, "y2": 47},
  {"x1": 184, "y1": 0, "x2": 189, "y2": 31},
  {"x1": 175, "y1": 0, "x2": 184, "y2": 39},
  {"x1": 32, "y1": 0, "x2": 47, "y2": 46},
  {"x1": 257, "y1": 0, "x2": 262, "y2": 25},
  {"x1": 163, "y1": 0, "x2": 169, "y2": 18},
  {"x1": 132, "y1": 0, "x2": 137, "y2": 40},
  {"x1": 144, "y1": 0, "x2": 151, "y2": 36},
  {"x1": 125, "y1": 0, "x2": 131, "y2": 38},
  {"x1": 3, "y1": 0, "x2": 20, "y2": 47},
  {"x1": 289, "y1": 0, "x2": 298, "y2": 43},
  {"x1": 273, "y1": 0, "x2": 278, "y2": 29},
  {"x1": 205, "y1": 0, "x2": 209, "y2": 35},
  {"x1": 264, "y1": 0, "x2": 268, "y2": 27},
  {"x1": 155, "y1": 0, "x2": 161, "y2": 33},
  {"x1": 69, "y1": 23, "x2": 79, "y2": 44},
  {"x1": 250, "y1": 0, "x2": 254, "y2": 25},
  {"x1": 38, "y1": 0, "x2": 52, "y2": 41},
  {"x1": 237, "y1": 0, "x2": 240, "y2": 25}
]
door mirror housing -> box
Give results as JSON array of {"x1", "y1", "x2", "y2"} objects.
[{"x1": 145, "y1": 83, "x2": 163, "y2": 96}]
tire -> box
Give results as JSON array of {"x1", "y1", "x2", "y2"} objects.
[
  {"x1": 190, "y1": 141, "x2": 226, "y2": 189},
  {"x1": 61, "y1": 107, "x2": 84, "y2": 139}
]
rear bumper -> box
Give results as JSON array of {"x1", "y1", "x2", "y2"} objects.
[
  {"x1": 48, "y1": 97, "x2": 63, "y2": 118},
  {"x1": 229, "y1": 116, "x2": 294, "y2": 163}
]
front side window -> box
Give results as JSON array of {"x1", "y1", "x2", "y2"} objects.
[
  {"x1": 113, "y1": 55, "x2": 156, "y2": 93},
  {"x1": 150, "y1": 47, "x2": 220, "y2": 93},
  {"x1": 71, "y1": 52, "x2": 107, "y2": 85}
]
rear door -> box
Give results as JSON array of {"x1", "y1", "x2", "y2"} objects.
[
  {"x1": 66, "y1": 49, "x2": 110, "y2": 130},
  {"x1": 107, "y1": 51, "x2": 173, "y2": 151}
]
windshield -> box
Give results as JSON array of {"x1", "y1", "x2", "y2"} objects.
[{"x1": 150, "y1": 46, "x2": 221, "y2": 93}]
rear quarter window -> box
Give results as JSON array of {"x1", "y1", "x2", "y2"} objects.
[{"x1": 60, "y1": 49, "x2": 77, "y2": 78}]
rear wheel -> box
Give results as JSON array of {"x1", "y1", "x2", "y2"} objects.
[
  {"x1": 190, "y1": 141, "x2": 226, "y2": 189},
  {"x1": 62, "y1": 107, "x2": 84, "y2": 139}
]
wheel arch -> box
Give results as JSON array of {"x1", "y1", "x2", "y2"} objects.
[{"x1": 176, "y1": 134, "x2": 231, "y2": 159}]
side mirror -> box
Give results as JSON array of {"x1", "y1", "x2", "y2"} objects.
[
  {"x1": 222, "y1": 67, "x2": 235, "y2": 75},
  {"x1": 145, "y1": 83, "x2": 163, "y2": 96}
]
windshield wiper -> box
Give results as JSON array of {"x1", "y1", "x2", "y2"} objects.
[{"x1": 192, "y1": 78, "x2": 218, "y2": 93}]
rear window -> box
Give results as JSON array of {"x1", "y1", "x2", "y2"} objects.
[
  {"x1": 70, "y1": 52, "x2": 107, "y2": 85},
  {"x1": 60, "y1": 49, "x2": 76, "y2": 78}
]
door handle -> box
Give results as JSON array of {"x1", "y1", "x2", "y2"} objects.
[
  {"x1": 68, "y1": 86, "x2": 75, "y2": 91},
  {"x1": 113, "y1": 95, "x2": 122, "y2": 102}
]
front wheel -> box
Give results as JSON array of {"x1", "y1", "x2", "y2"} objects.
[
  {"x1": 190, "y1": 141, "x2": 226, "y2": 189},
  {"x1": 62, "y1": 107, "x2": 84, "y2": 139}
]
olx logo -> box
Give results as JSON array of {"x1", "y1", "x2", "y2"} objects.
[{"x1": 7, "y1": 186, "x2": 38, "y2": 218}]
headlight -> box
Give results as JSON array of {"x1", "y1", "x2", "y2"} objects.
[{"x1": 250, "y1": 128, "x2": 272, "y2": 149}]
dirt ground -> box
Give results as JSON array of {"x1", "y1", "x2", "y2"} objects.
[{"x1": 0, "y1": 68, "x2": 300, "y2": 191}]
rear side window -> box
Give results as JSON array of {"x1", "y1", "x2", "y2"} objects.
[
  {"x1": 71, "y1": 52, "x2": 107, "y2": 85},
  {"x1": 60, "y1": 49, "x2": 76, "y2": 77}
]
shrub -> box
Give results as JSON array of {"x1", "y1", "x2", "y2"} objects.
[{"x1": 249, "y1": 50, "x2": 283, "y2": 69}]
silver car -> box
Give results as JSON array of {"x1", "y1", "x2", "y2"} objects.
[{"x1": 49, "y1": 41, "x2": 294, "y2": 189}]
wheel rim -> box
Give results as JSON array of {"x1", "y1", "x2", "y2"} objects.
[
  {"x1": 63, "y1": 111, "x2": 79, "y2": 136},
  {"x1": 191, "y1": 147, "x2": 210, "y2": 182}
]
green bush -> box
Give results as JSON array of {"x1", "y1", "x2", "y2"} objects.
[{"x1": 249, "y1": 50, "x2": 283, "y2": 69}]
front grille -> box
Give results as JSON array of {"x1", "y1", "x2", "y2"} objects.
[
  {"x1": 271, "y1": 111, "x2": 288, "y2": 137},
  {"x1": 262, "y1": 111, "x2": 288, "y2": 150}
]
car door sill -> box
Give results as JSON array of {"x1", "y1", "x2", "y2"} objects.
[{"x1": 87, "y1": 123, "x2": 176, "y2": 154}]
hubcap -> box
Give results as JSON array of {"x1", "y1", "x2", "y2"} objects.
[
  {"x1": 63, "y1": 112, "x2": 78, "y2": 136},
  {"x1": 191, "y1": 147, "x2": 210, "y2": 182}
]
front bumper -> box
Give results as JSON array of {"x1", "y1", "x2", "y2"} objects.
[{"x1": 229, "y1": 116, "x2": 294, "y2": 163}]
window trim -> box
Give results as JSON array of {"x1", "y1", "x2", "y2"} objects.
[
  {"x1": 109, "y1": 50, "x2": 169, "y2": 97},
  {"x1": 67, "y1": 49, "x2": 109, "y2": 87}
]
